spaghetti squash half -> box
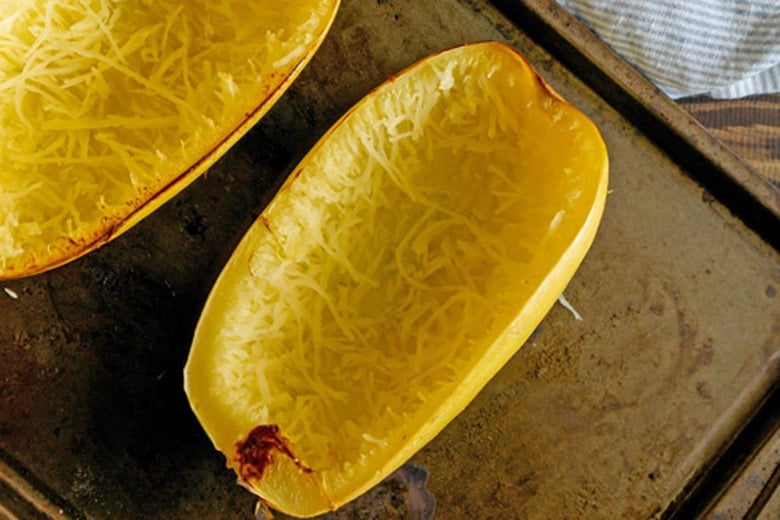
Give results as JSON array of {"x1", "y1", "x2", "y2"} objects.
[
  {"x1": 0, "y1": 0, "x2": 339, "y2": 278},
  {"x1": 185, "y1": 41, "x2": 608, "y2": 517}
]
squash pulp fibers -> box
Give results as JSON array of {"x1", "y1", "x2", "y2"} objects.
[
  {"x1": 0, "y1": 0, "x2": 340, "y2": 278},
  {"x1": 184, "y1": 41, "x2": 609, "y2": 517}
]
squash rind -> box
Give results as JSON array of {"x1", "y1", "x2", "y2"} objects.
[
  {"x1": 185, "y1": 41, "x2": 608, "y2": 517},
  {"x1": 0, "y1": 0, "x2": 340, "y2": 279}
]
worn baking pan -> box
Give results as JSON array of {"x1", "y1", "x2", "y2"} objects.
[
  {"x1": 492, "y1": 0, "x2": 780, "y2": 252},
  {"x1": 1, "y1": 0, "x2": 778, "y2": 518}
]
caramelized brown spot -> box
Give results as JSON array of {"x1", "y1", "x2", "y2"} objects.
[
  {"x1": 259, "y1": 214, "x2": 272, "y2": 233},
  {"x1": 234, "y1": 425, "x2": 311, "y2": 483}
]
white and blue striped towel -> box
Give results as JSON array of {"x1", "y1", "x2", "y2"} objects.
[{"x1": 556, "y1": 0, "x2": 780, "y2": 99}]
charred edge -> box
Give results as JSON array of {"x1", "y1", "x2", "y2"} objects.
[
  {"x1": 88, "y1": 58, "x2": 312, "y2": 255},
  {"x1": 235, "y1": 425, "x2": 312, "y2": 484},
  {"x1": 259, "y1": 214, "x2": 272, "y2": 233},
  {"x1": 1, "y1": 216, "x2": 126, "y2": 280},
  {"x1": 534, "y1": 70, "x2": 566, "y2": 104},
  {"x1": 279, "y1": 168, "x2": 305, "y2": 195},
  {"x1": 2, "y1": 53, "x2": 316, "y2": 280}
]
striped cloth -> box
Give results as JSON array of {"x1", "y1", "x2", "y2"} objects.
[{"x1": 556, "y1": 0, "x2": 780, "y2": 99}]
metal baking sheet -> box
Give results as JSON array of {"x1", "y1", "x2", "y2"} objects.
[{"x1": 1, "y1": 0, "x2": 778, "y2": 518}]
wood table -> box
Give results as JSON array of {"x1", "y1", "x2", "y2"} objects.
[{"x1": 680, "y1": 94, "x2": 780, "y2": 186}]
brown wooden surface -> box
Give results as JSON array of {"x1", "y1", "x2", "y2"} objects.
[{"x1": 679, "y1": 94, "x2": 780, "y2": 186}]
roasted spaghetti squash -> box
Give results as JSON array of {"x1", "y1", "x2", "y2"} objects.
[
  {"x1": 185, "y1": 41, "x2": 608, "y2": 517},
  {"x1": 0, "y1": 0, "x2": 339, "y2": 278}
]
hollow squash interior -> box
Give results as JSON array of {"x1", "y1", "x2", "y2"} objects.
[
  {"x1": 184, "y1": 41, "x2": 608, "y2": 517},
  {"x1": 0, "y1": 0, "x2": 339, "y2": 278}
]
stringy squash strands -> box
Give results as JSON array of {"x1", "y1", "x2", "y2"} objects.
[
  {"x1": 184, "y1": 41, "x2": 608, "y2": 517},
  {"x1": 0, "y1": 0, "x2": 340, "y2": 279}
]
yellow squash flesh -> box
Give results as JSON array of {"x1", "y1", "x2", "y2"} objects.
[
  {"x1": 184, "y1": 41, "x2": 608, "y2": 517},
  {"x1": 0, "y1": 0, "x2": 340, "y2": 279}
]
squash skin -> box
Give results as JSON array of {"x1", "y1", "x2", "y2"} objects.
[
  {"x1": 0, "y1": 1, "x2": 340, "y2": 280},
  {"x1": 184, "y1": 41, "x2": 608, "y2": 517}
]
